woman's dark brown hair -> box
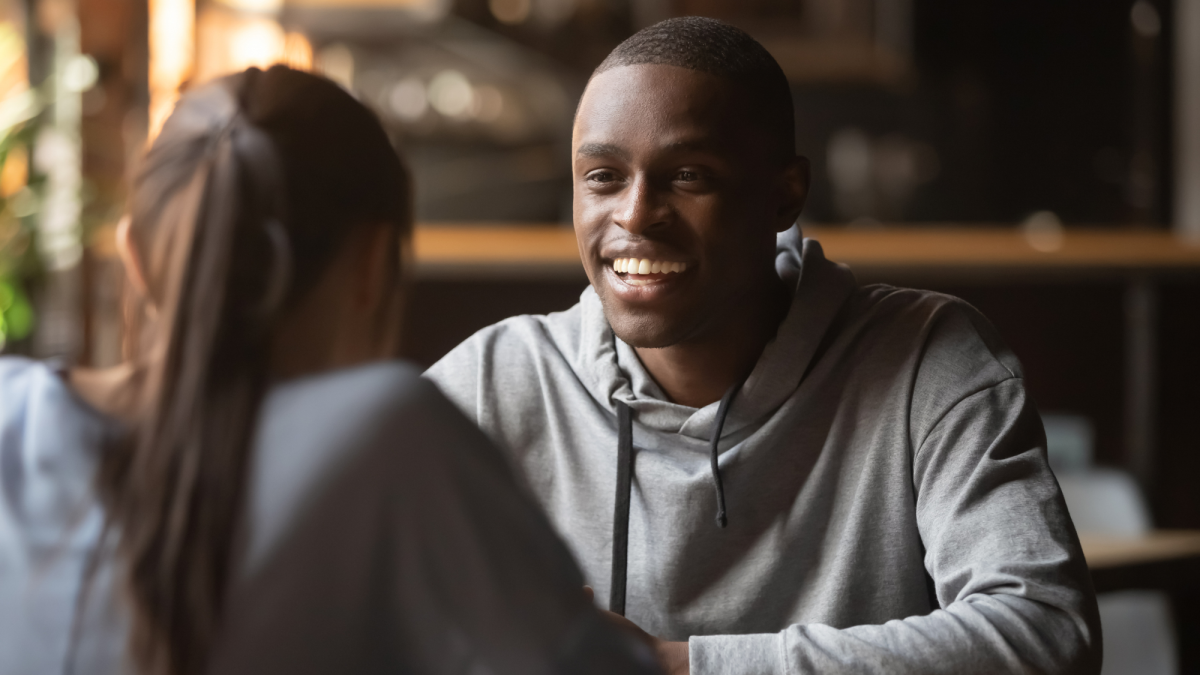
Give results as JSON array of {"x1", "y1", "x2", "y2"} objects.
[{"x1": 99, "y1": 66, "x2": 410, "y2": 675}]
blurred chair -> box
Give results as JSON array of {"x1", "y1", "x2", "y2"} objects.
[{"x1": 1047, "y1": 413, "x2": 1178, "y2": 675}]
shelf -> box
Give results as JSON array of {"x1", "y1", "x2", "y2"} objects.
[
  {"x1": 412, "y1": 224, "x2": 1200, "y2": 281},
  {"x1": 1080, "y1": 530, "x2": 1200, "y2": 570},
  {"x1": 1083, "y1": 530, "x2": 1200, "y2": 593}
]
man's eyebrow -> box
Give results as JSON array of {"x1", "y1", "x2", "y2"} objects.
[
  {"x1": 575, "y1": 142, "x2": 628, "y2": 160},
  {"x1": 664, "y1": 139, "x2": 723, "y2": 154}
]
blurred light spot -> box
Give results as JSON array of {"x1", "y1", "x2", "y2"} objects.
[
  {"x1": 1131, "y1": 1, "x2": 1161, "y2": 38},
  {"x1": 216, "y1": 0, "x2": 284, "y2": 12},
  {"x1": 229, "y1": 18, "x2": 286, "y2": 72},
  {"x1": 33, "y1": 128, "x2": 82, "y2": 270},
  {"x1": 317, "y1": 43, "x2": 355, "y2": 91},
  {"x1": 389, "y1": 77, "x2": 428, "y2": 121},
  {"x1": 490, "y1": 0, "x2": 532, "y2": 25},
  {"x1": 828, "y1": 127, "x2": 872, "y2": 193},
  {"x1": 472, "y1": 85, "x2": 504, "y2": 122},
  {"x1": 63, "y1": 54, "x2": 99, "y2": 92},
  {"x1": 0, "y1": 146, "x2": 28, "y2": 198},
  {"x1": 284, "y1": 32, "x2": 313, "y2": 71},
  {"x1": 148, "y1": 0, "x2": 195, "y2": 140},
  {"x1": 428, "y1": 70, "x2": 473, "y2": 119},
  {"x1": 1022, "y1": 211, "x2": 1065, "y2": 253},
  {"x1": 534, "y1": 0, "x2": 576, "y2": 27}
]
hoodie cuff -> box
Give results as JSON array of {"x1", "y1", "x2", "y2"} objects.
[{"x1": 689, "y1": 632, "x2": 788, "y2": 675}]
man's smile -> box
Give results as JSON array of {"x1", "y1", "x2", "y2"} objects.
[
  {"x1": 604, "y1": 257, "x2": 695, "y2": 302},
  {"x1": 612, "y1": 257, "x2": 690, "y2": 276}
]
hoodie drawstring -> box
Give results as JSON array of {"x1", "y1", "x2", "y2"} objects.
[
  {"x1": 610, "y1": 401, "x2": 633, "y2": 616},
  {"x1": 609, "y1": 374, "x2": 750, "y2": 616}
]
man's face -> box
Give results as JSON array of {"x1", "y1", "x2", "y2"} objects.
[{"x1": 572, "y1": 64, "x2": 805, "y2": 349}]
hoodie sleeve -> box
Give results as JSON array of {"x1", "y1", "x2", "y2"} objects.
[{"x1": 689, "y1": 326, "x2": 1102, "y2": 674}]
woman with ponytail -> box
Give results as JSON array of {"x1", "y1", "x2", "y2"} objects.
[{"x1": 0, "y1": 66, "x2": 655, "y2": 675}]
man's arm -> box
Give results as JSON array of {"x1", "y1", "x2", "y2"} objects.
[{"x1": 661, "y1": 377, "x2": 1101, "y2": 675}]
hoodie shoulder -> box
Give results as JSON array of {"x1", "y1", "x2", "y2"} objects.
[
  {"x1": 837, "y1": 284, "x2": 1026, "y2": 444},
  {"x1": 850, "y1": 284, "x2": 1021, "y2": 377},
  {"x1": 424, "y1": 301, "x2": 587, "y2": 420}
]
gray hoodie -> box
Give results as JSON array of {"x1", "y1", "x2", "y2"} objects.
[{"x1": 426, "y1": 226, "x2": 1102, "y2": 674}]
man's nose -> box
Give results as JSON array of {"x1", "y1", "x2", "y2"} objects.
[{"x1": 612, "y1": 176, "x2": 670, "y2": 235}]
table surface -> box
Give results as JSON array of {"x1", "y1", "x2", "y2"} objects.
[
  {"x1": 413, "y1": 224, "x2": 1200, "y2": 278},
  {"x1": 1079, "y1": 530, "x2": 1200, "y2": 569}
]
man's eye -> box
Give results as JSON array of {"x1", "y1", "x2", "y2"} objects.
[
  {"x1": 677, "y1": 170, "x2": 700, "y2": 182},
  {"x1": 587, "y1": 171, "x2": 615, "y2": 184}
]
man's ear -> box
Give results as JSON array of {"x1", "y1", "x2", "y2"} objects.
[
  {"x1": 115, "y1": 215, "x2": 154, "y2": 306},
  {"x1": 775, "y1": 155, "x2": 810, "y2": 233}
]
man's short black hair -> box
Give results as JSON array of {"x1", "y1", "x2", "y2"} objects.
[{"x1": 594, "y1": 16, "x2": 795, "y2": 159}]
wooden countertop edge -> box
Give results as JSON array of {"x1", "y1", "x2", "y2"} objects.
[
  {"x1": 412, "y1": 225, "x2": 1200, "y2": 270},
  {"x1": 1079, "y1": 530, "x2": 1200, "y2": 569}
]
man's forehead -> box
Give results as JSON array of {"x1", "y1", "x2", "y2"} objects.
[{"x1": 573, "y1": 65, "x2": 747, "y2": 154}]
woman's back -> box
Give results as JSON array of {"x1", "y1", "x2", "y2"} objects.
[{"x1": 0, "y1": 356, "x2": 655, "y2": 674}]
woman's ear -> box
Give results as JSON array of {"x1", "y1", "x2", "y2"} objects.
[
  {"x1": 115, "y1": 215, "x2": 154, "y2": 307},
  {"x1": 353, "y1": 224, "x2": 396, "y2": 314},
  {"x1": 358, "y1": 223, "x2": 407, "y2": 359}
]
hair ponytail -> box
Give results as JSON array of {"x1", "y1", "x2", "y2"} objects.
[{"x1": 99, "y1": 66, "x2": 410, "y2": 675}]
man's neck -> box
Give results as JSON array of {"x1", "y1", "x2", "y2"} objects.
[{"x1": 634, "y1": 277, "x2": 790, "y2": 409}]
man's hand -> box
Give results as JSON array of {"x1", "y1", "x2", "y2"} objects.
[{"x1": 583, "y1": 586, "x2": 689, "y2": 675}]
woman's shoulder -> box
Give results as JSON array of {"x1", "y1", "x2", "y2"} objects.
[
  {"x1": 0, "y1": 354, "x2": 52, "y2": 396},
  {"x1": 0, "y1": 356, "x2": 114, "y2": 510},
  {"x1": 242, "y1": 359, "x2": 511, "y2": 570},
  {"x1": 263, "y1": 360, "x2": 438, "y2": 433},
  {"x1": 260, "y1": 360, "x2": 490, "y2": 467},
  {"x1": 0, "y1": 355, "x2": 115, "y2": 436},
  {"x1": 254, "y1": 360, "x2": 489, "y2": 492},
  {"x1": 0, "y1": 356, "x2": 78, "y2": 436}
]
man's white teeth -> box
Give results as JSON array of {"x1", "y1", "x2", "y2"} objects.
[{"x1": 612, "y1": 258, "x2": 688, "y2": 275}]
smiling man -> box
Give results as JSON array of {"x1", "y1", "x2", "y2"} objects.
[{"x1": 427, "y1": 17, "x2": 1100, "y2": 675}]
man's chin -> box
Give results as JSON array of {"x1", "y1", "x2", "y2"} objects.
[{"x1": 605, "y1": 311, "x2": 691, "y2": 350}]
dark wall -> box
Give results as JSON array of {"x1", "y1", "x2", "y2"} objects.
[{"x1": 797, "y1": 0, "x2": 1173, "y2": 224}]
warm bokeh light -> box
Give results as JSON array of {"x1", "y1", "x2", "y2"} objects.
[
  {"x1": 227, "y1": 17, "x2": 286, "y2": 73},
  {"x1": 315, "y1": 43, "x2": 354, "y2": 90},
  {"x1": 284, "y1": 31, "x2": 314, "y2": 71},
  {"x1": 0, "y1": 146, "x2": 27, "y2": 198},
  {"x1": 148, "y1": 0, "x2": 193, "y2": 141},
  {"x1": 216, "y1": 0, "x2": 285, "y2": 12},
  {"x1": 0, "y1": 20, "x2": 28, "y2": 105},
  {"x1": 195, "y1": 8, "x2": 313, "y2": 89},
  {"x1": 148, "y1": 0, "x2": 195, "y2": 141},
  {"x1": 489, "y1": 0, "x2": 531, "y2": 25}
]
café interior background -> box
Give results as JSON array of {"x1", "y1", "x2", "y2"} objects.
[{"x1": 1, "y1": 0, "x2": 1199, "y2": 666}]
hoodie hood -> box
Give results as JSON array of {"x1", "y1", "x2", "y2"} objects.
[{"x1": 576, "y1": 225, "x2": 857, "y2": 442}]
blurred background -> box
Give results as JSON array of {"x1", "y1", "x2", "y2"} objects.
[{"x1": 0, "y1": 0, "x2": 1198, "y2": 671}]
